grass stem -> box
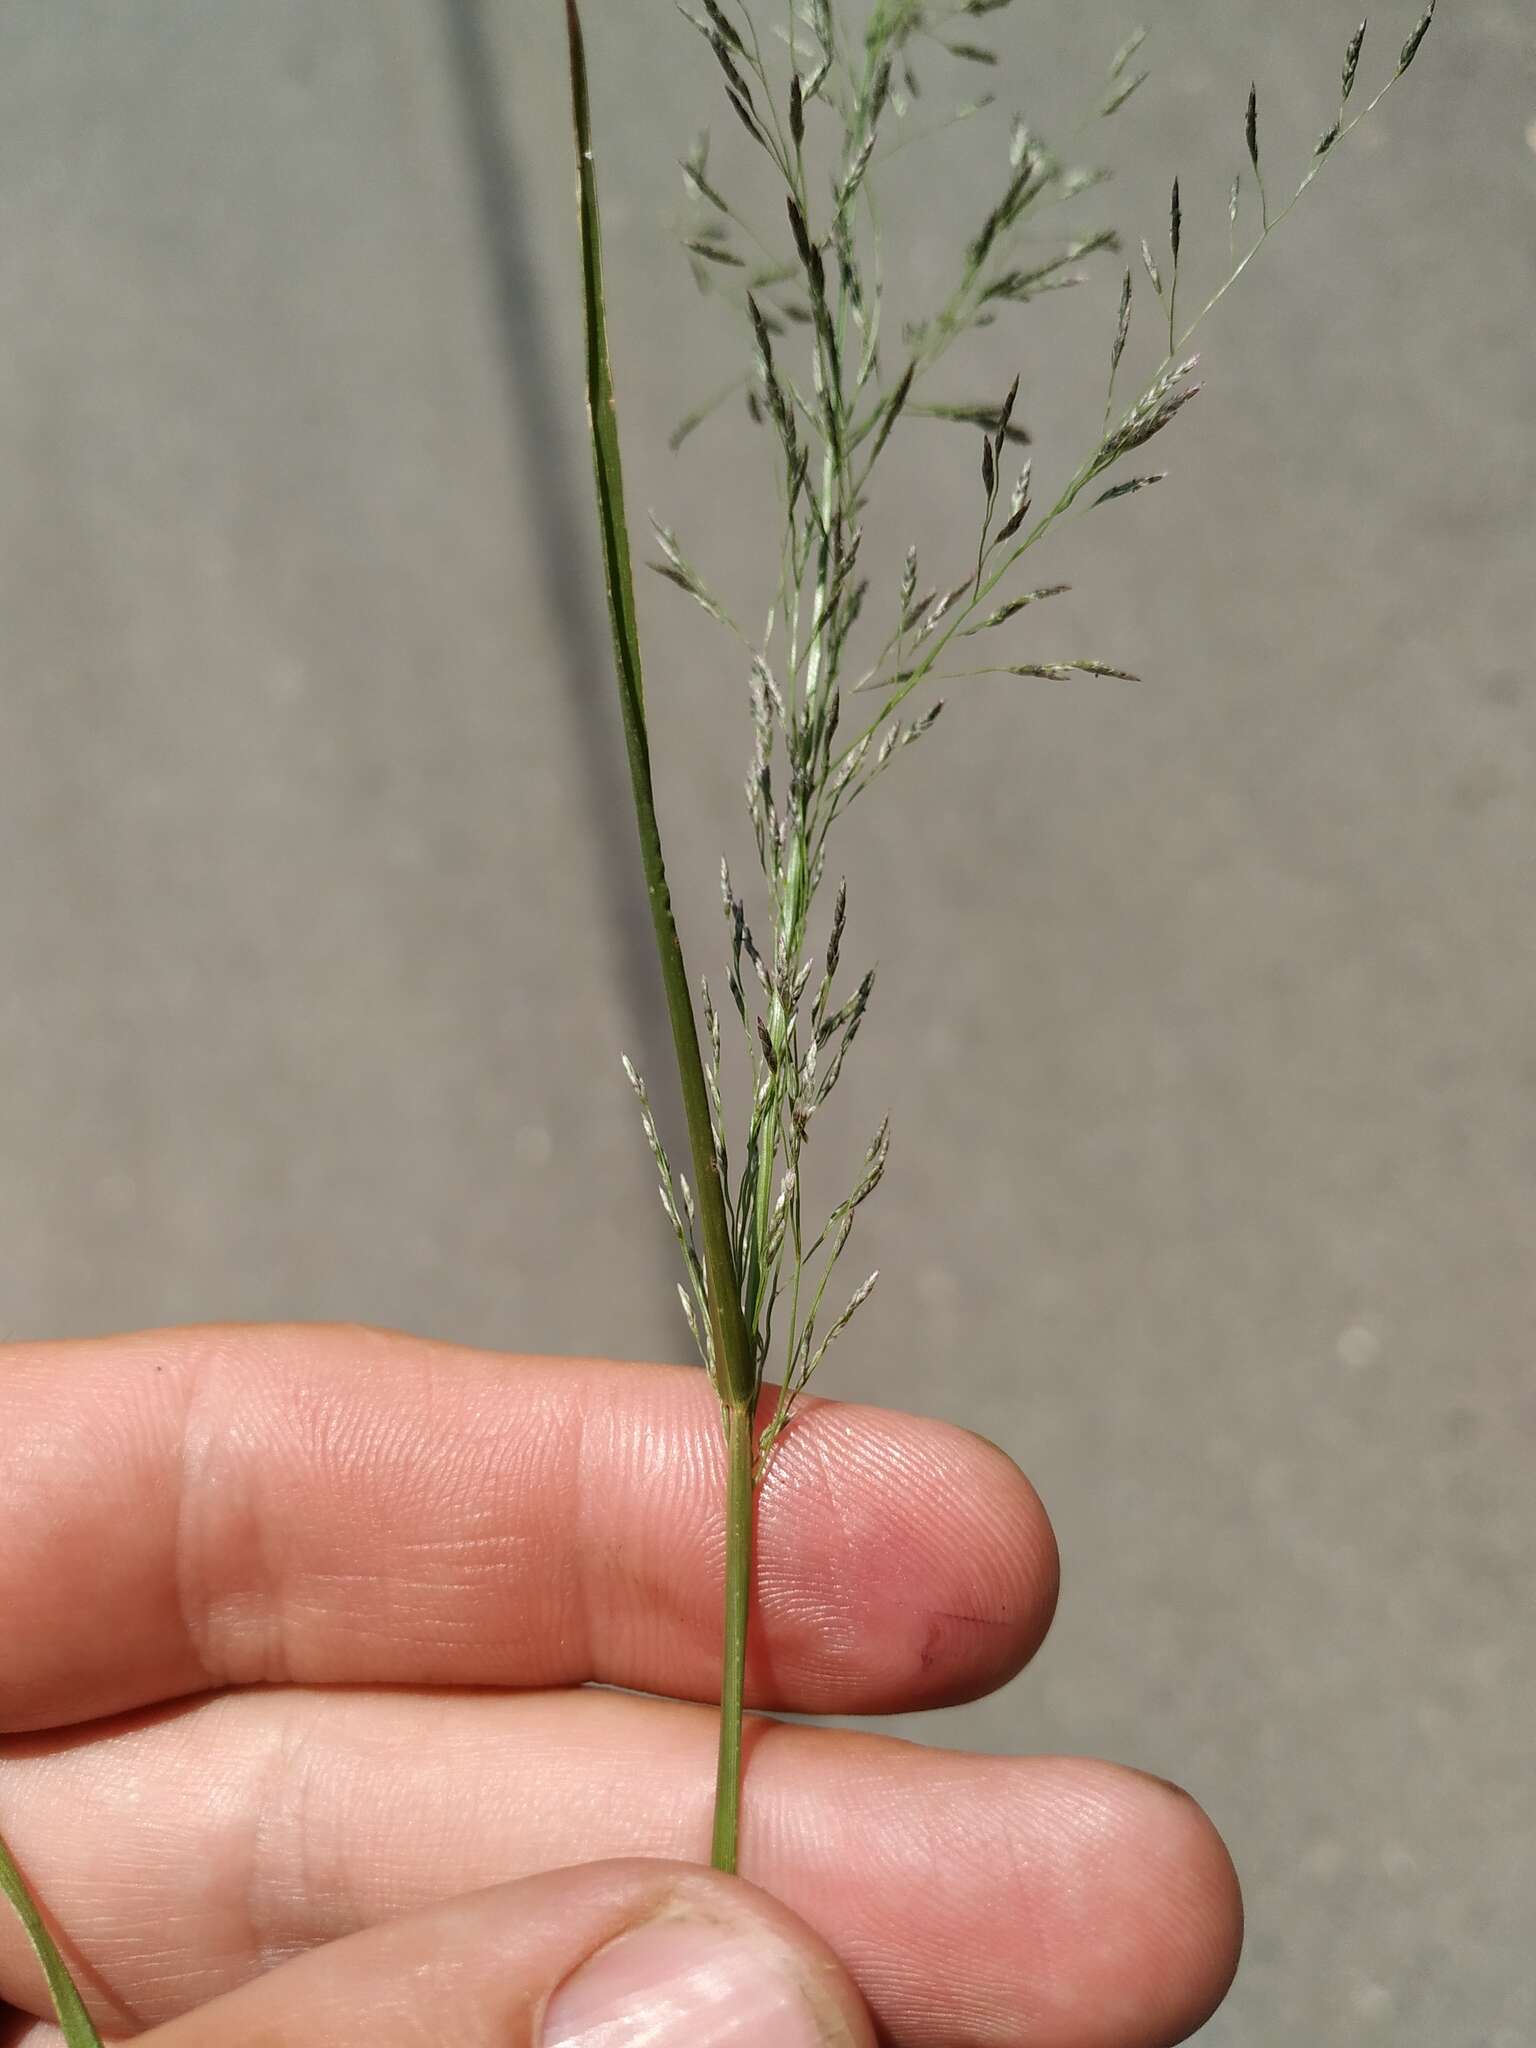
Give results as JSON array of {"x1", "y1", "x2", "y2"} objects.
[{"x1": 711, "y1": 1401, "x2": 757, "y2": 1874}]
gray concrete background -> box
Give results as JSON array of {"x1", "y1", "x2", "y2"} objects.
[{"x1": 1, "y1": 1, "x2": 1532, "y2": 2040}]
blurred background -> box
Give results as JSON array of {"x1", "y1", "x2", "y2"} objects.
[{"x1": 1, "y1": 1, "x2": 1532, "y2": 2040}]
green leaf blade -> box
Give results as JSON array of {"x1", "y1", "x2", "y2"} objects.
[
  {"x1": 0, "y1": 1834, "x2": 103, "y2": 2048},
  {"x1": 564, "y1": 0, "x2": 755, "y2": 1419}
]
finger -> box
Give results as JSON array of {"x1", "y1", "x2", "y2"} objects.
[
  {"x1": 0, "y1": 1688, "x2": 1241, "y2": 2048},
  {"x1": 137, "y1": 1858, "x2": 876, "y2": 2048},
  {"x1": 0, "y1": 2017, "x2": 60, "y2": 2048},
  {"x1": 0, "y1": 1324, "x2": 1055, "y2": 1730}
]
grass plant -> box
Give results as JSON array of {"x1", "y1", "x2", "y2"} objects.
[{"x1": 563, "y1": 0, "x2": 1438, "y2": 1876}]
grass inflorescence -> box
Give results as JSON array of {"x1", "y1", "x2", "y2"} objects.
[{"x1": 565, "y1": 0, "x2": 1439, "y2": 1876}]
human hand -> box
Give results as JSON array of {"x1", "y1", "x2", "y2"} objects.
[{"x1": 0, "y1": 1325, "x2": 1240, "y2": 2046}]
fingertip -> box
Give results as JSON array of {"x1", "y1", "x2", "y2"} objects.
[
  {"x1": 757, "y1": 1398, "x2": 1060, "y2": 1709},
  {"x1": 1040, "y1": 1761, "x2": 1244, "y2": 2047},
  {"x1": 949, "y1": 1421, "x2": 1062, "y2": 1675},
  {"x1": 1132, "y1": 1771, "x2": 1244, "y2": 2041},
  {"x1": 537, "y1": 1862, "x2": 879, "y2": 2048}
]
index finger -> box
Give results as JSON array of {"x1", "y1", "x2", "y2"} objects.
[{"x1": 0, "y1": 1323, "x2": 1056, "y2": 1731}]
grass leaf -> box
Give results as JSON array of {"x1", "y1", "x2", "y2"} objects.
[
  {"x1": 565, "y1": 0, "x2": 753, "y2": 1417},
  {"x1": 566, "y1": 0, "x2": 761, "y2": 1885},
  {"x1": 0, "y1": 1834, "x2": 103, "y2": 2048}
]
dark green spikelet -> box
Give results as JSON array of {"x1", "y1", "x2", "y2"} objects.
[
  {"x1": 726, "y1": 84, "x2": 767, "y2": 148},
  {"x1": 997, "y1": 373, "x2": 1021, "y2": 442},
  {"x1": 837, "y1": 131, "x2": 878, "y2": 215},
  {"x1": 993, "y1": 497, "x2": 1028, "y2": 547},
  {"x1": 967, "y1": 159, "x2": 1032, "y2": 269},
  {"x1": 1342, "y1": 19, "x2": 1368, "y2": 102},
  {"x1": 1101, "y1": 69, "x2": 1149, "y2": 118},
  {"x1": 746, "y1": 293, "x2": 796, "y2": 456},
  {"x1": 1000, "y1": 657, "x2": 1139, "y2": 682},
  {"x1": 961, "y1": 584, "x2": 1071, "y2": 633},
  {"x1": 865, "y1": 359, "x2": 916, "y2": 472},
  {"x1": 869, "y1": 55, "x2": 894, "y2": 128},
  {"x1": 1397, "y1": 0, "x2": 1435, "y2": 76},
  {"x1": 1110, "y1": 267, "x2": 1132, "y2": 386},
  {"x1": 786, "y1": 195, "x2": 817, "y2": 276},
  {"x1": 1245, "y1": 80, "x2": 1269, "y2": 228},
  {"x1": 687, "y1": 237, "x2": 746, "y2": 266},
  {"x1": 708, "y1": 28, "x2": 754, "y2": 106},
  {"x1": 698, "y1": 0, "x2": 744, "y2": 55},
  {"x1": 1094, "y1": 471, "x2": 1167, "y2": 505},
  {"x1": 899, "y1": 545, "x2": 918, "y2": 616},
  {"x1": 1070, "y1": 659, "x2": 1141, "y2": 680},
  {"x1": 1166, "y1": 179, "x2": 1182, "y2": 345}
]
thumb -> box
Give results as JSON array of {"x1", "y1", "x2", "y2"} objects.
[{"x1": 133, "y1": 1858, "x2": 878, "y2": 2048}]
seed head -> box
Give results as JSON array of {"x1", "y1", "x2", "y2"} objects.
[
  {"x1": 1397, "y1": 0, "x2": 1435, "y2": 76},
  {"x1": 1342, "y1": 19, "x2": 1367, "y2": 102},
  {"x1": 1110, "y1": 267, "x2": 1132, "y2": 384}
]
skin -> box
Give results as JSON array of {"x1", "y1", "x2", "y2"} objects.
[{"x1": 0, "y1": 1323, "x2": 1241, "y2": 2046}]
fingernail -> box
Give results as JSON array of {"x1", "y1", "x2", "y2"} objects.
[{"x1": 542, "y1": 1909, "x2": 847, "y2": 2047}]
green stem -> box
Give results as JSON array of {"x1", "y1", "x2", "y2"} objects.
[{"x1": 711, "y1": 1401, "x2": 757, "y2": 1873}]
